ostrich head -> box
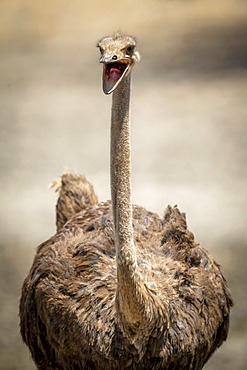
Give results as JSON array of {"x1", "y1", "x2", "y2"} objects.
[{"x1": 97, "y1": 34, "x2": 140, "y2": 94}]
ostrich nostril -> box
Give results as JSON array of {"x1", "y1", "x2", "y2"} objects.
[{"x1": 112, "y1": 55, "x2": 118, "y2": 60}]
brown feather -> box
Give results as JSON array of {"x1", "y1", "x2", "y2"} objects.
[
  {"x1": 20, "y1": 196, "x2": 233, "y2": 369},
  {"x1": 51, "y1": 171, "x2": 98, "y2": 231}
]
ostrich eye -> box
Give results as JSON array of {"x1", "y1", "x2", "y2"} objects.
[{"x1": 127, "y1": 45, "x2": 134, "y2": 53}]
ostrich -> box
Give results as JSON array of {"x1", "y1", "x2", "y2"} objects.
[{"x1": 20, "y1": 34, "x2": 233, "y2": 369}]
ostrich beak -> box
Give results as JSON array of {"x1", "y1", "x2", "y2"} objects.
[{"x1": 100, "y1": 56, "x2": 130, "y2": 94}]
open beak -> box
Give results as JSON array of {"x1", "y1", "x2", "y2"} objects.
[{"x1": 100, "y1": 57, "x2": 130, "y2": 94}]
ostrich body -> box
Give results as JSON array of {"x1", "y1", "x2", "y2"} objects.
[{"x1": 20, "y1": 34, "x2": 233, "y2": 370}]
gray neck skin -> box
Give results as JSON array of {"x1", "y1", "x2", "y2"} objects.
[
  {"x1": 111, "y1": 74, "x2": 134, "y2": 262},
  {"x1": 110, "y1": 75, "x2": 164, "y2": 346}
]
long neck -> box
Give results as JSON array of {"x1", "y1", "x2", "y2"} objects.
[
  {"x1": 111, "y1": 75, "x2": 164, "y2": 347},
  {"x1": 111, "y1": 74, "x2": 134, "y2": 262}
]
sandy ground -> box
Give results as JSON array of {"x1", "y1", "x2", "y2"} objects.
[{"x1": 0, "y1": 1, "x2": 247, "y2": 369}]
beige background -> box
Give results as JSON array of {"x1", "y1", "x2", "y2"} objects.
[{"x1": 0, "y1": 0, "x2": 246, "y2": 369}]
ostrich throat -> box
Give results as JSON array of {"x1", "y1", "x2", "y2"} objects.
[
  {"x1": 111, "y1": 75, "x2": 135, "y2": 267},
  {"x1": 110, "y1": 75, "x2": 157, "y2": 334}
]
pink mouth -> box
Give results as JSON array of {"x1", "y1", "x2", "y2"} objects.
[
  {"x1": 103, "y1": 61, "x2": 129, "y2": 94},
  {"x1": 109, "y1": 67, "x2": 122, "y2": 80},
  {"x1": 107, "y1": 62, "x2": 127, "y2": 80}
]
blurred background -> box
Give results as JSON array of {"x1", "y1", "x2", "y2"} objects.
[{"x1": 0, "y1": 0, "x2": 246, "y2": 368}]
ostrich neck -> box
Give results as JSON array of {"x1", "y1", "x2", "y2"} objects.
[
  {"x1": 111, "y1": 75, "x2": 133, "y2": 260},
  {"x1": 111, "y1": 75, "x2": 162, "y2": 341}
]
